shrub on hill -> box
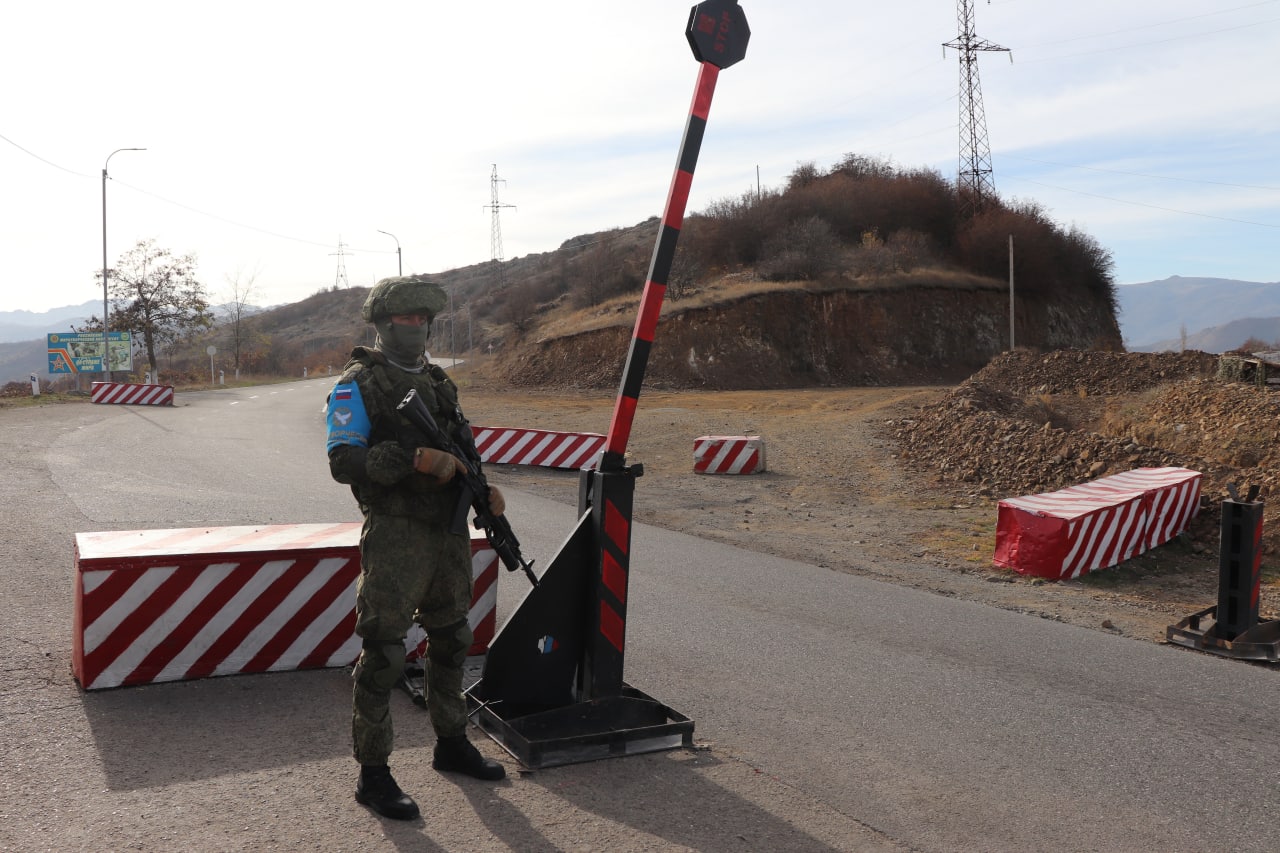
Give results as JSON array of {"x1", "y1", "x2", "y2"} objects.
[{"x1": 154, "y1": 152, "x2": 1118, "y2": 383}]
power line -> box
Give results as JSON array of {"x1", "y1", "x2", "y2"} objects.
[
  {"x1": 114, "y1": 178, "x2": 369, "y2": 251},
  {"x1": 0, "y1": 131, "x2": 94, "y2": 178},
  {"x1": 1017, "y1": 0, "x2": 1280, "y2": 50},
  {"x1": 1005, "y1": 175, "x2": 1280, "y2": 229},
  {"x1": 2, "y1": 128, "x2": 397, "y2": 258},
  {"x1": 1001, "y1": 153, "x2": 1280, "y2": 192},
  {"x1": 1017, "y1": 16, "x2": 1280, "y2": 63}
]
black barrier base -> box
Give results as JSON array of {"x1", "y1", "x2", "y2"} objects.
[
  {"x1": 1166, "y1": 605, "x2": 1280, "y2": 662},
  {"x1": 465, "y1": 463, "x2": 694, "y2": 769},
  {"x1": 467, "y1": 683, "x2": 694, "y2": 769}
]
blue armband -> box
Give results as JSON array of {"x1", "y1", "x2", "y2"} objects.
[{"x1": 326, "y1": 381, "x2": 372, "y2": 452}]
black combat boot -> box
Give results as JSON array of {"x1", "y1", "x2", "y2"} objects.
[
  {"x1": 355, "y1": 764, "x2": 420, "y2": 820},
  {"x1": 432, "y1": 735, "x2": 506, "y2": 780}
]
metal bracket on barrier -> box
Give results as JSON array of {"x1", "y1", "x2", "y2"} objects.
[
  {"x1": 466, "y1": 465, "x2": 695, "y2": 768},
  {"x1": 468, "y1": 680, "x2": 694, "y2": 770},
  {"x1": 1166, "y1": 606, "x2": 1280, "y2": 662},
  {"x1": 1167, "y1": 489, "x2": 1277, "y2": 662}
]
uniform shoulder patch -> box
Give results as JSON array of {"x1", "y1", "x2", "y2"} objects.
[{"x1": 326, "y1": 380, "x2": 372, "y2": 451}]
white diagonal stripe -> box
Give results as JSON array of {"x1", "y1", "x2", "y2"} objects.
[
  {"x1": 83, "y1": 566, "x2": 178, "y2": 653},
  {"x1": 214, "y1": 558, "x2": 339, "y2": 676},
  {"x1": 154, "y1": 560, "x2": 293, "y2": 682}
]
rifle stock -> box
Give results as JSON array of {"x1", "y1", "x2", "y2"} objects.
[{"x1": 397, "y1": 388, "x2": 538, "y2": 586}]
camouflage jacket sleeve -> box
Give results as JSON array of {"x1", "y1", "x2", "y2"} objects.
[{"x1": 325, "y1": 363, "x2": 413, "y2": 487}]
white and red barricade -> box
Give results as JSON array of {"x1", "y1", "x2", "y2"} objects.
[
  {"x1": 471, "y1": 425, "x2": 605, "y2": 470},
  {"x1": 993, "y1": 467, "x2": 1202, "y2": 580},
  {"x1": 693, "y1": 435, "x2": 766, "y2": 474},
  {"x1": 72, "y1": 523, "x2": 498, "y2": 691},
  {"x1": 91, "y1": 381, "x2": 174, "y2": 406}
]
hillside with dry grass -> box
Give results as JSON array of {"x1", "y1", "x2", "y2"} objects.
[{"x1": 13, "y1": 153, "x2": 1121, "y2": 391}]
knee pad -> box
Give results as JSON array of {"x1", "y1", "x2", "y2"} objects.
[
  {"x1": 356, "y1": 641, "x2": 407, "y2": 691},
  {"x1": 427, "y1": 620, "x2": 472, "y2": 669}
]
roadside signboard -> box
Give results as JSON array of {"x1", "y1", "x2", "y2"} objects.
[{"x1": 47, "y1": 332, "x2": 133, "y2": 374}]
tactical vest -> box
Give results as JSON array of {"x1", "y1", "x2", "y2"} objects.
[{"x1": 342, "y1": 347, "x2": 467, "y2": 521}]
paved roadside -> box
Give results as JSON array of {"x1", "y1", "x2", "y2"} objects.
[{"x1": 0, "y1": 395, "x2": 903, "y2": 852}]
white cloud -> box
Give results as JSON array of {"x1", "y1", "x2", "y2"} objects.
[{"x1": 3, "y1": 0, "x2": 1277, "y2": 312}]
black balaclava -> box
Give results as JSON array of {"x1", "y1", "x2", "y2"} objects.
[{"x1": 373, "y1": 317, "x2": 432, "y2": 368}]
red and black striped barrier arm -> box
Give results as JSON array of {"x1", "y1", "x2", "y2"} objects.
[{"x1": 601, "y1": 0, "x2": 750, "y2": 474}]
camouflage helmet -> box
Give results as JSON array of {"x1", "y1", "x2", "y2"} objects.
[{"x1": 361, "y1": 274, "x2": 448, "y2": 323}]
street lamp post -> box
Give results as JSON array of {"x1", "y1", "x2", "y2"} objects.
[
  {"x1": 377, "y1": 230, "x2": 402, "y2": 276},
  {"x1": 102, "y1": 147, "x2": 145, "y2": 381}
]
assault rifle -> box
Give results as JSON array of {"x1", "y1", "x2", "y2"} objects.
[{"x1": 397, "y1": 388, "x2": 538, "y2": 587}]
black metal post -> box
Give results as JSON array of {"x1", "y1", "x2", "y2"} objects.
[{"x1": 1214, "y1": 496, "x2": 1264, "y2": 640}]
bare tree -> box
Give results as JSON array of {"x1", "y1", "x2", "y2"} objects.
[
  {"x1": 667, "y1": 244, "x2": 703, "y2": 301},
  {"x1": 498, "y1": 284, "x2": 539, "y2": 334},
  {"x1": 759, "y1": 216, "x2": 842, "y2": 281},
  {"x1": 224, "y1": 268, "x2": 261, "y2": 377}
]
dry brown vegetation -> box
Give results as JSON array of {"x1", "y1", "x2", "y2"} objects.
[{"x1": 128, "y1": 152, "x2": 1118, "y2": 382}]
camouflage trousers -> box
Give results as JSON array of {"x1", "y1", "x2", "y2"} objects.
[{"x1": 351, "y1": 512, "x2": 473, "y2": 766}]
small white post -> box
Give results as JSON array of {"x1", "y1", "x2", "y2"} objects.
[{"x1": 1008, "y1": 234, "x2": 1015, "y2": 351}]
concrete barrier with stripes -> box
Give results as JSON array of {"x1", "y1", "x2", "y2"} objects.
[
  {"x1": 993, "y1": 467, "x2": 1202, "y2": 580},
  {"x1": 471, "y1": 425, "x2": 605, "y2": 470},
  {"x1": 72, "y1": 523, "x2": 498, "y2": 691},
  {"x1": 693, "y1": 435, "x2": 766, "y2": 474},
  {"x1": 91, "y1": 381, "x2": 174, "y2": 406}
]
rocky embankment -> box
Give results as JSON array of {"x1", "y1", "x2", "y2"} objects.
[{"x1": 892, "y1": 349, "x2": 1280, "y2": 552}]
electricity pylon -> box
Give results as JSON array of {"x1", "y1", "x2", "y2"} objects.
[
  {"x1": 484, "y1": 165, "x2": 516, "y2": 288},
  {"x1": 943, "y1": 0, "x2": 1009, "y2": 216}
]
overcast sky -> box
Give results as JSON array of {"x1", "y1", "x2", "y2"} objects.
[{"x1": 4, "y1": 0, "x2": 1278, "y2": 315}]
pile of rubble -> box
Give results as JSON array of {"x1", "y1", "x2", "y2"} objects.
[
  {"x1": 1, "y1": 381, "x2": 34, "y2": 398},
  {"x1": 892, "y1": 349, "x2": 1280, "y2": 550}
]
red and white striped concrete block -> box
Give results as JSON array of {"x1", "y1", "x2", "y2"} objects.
[
  {"x1": 91, "y1": 381, "x2": 174, "y2": 406},
  {"x1": 993, "y1": 467, "x2": 1202, "y2": 580},
  {"x1": 1127, "y1": 468, "x2": 1204, "y2": 550},
  {"x1": 72, "y1": 523, "x2": 498, "y2": 691},
  {"x1": 693, "y1": 435, "x2": 766, "y2": 474},
  {"x1": 471, "y1": 425, "x2": 606, "y2": 470}
]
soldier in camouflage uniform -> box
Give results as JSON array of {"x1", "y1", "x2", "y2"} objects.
[{"x1": 325, "y1": 275, "x2": 506, "y2": 821}]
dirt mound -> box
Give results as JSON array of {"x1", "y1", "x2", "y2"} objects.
[
  {"x1": 462, "y1": 346, "x2": 1278, "y2": 645},
  {"x1": 892, "y1": 348, "x2": 1280, "y2": 553},
  {"x1": 967, "y1": 349, "x2": 1219, "y2": 396}
]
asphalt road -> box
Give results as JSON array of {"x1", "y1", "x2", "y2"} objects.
[{"x1": 2, "y1": 378, "x2": 1278, "y2": 852}]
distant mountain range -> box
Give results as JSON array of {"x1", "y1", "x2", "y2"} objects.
[
  {"x1": 1117, "y1": 276, "x2": 1280, "y2": 351},
  {"x1": 1133, "y1": 316, "x2": 1280, "y2": 354},
  {"x1": 0, "y1": 300, "x2": 260, "y2": 345},
  {"x1": 0, "y1": 301, "x2": 263, "y2": 386},
  {"x1": 0, "y1": 300, "x2": 99, "y2": 344}
]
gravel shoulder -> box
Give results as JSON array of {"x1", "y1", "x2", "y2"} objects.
[{"x1": 458, "y1": 378, "x2": 1229, "y2": 647}]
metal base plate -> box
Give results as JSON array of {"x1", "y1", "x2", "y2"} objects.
[
  {"x1": 1166, "y1": 606, "x2": 1280, "y2": 662},
  {"x1": 466, "y1": 683, "x2": 694, "y2": 769}
]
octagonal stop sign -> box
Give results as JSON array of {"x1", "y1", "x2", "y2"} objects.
[{"x1": 685, "y1": 0, "x2": 750, "y2": 69}]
